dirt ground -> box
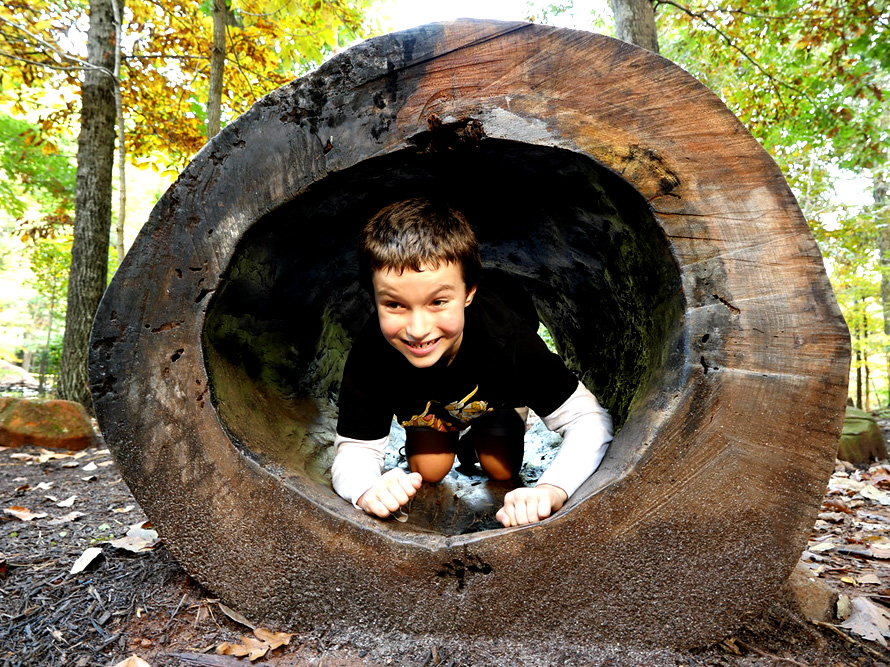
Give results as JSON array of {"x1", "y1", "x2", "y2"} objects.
[{"x1": 4, "y1": 432, "x2": 890, "y2": 667}]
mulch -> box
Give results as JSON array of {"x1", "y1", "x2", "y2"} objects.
[{"x1": 4, "y1": 439, "x2": 890, "y2": 666}]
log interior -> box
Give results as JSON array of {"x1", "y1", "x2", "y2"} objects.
[{"x1": 203, "y1": 138, "x2": 683, "y2": 535}]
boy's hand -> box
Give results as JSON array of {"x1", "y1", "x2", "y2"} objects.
[
  {"x1": 357, "y1": 468, "x2": 423, "y2": 519},
  {"x1": 496, "y1": 484, "x2": 568, "y2": 527}
]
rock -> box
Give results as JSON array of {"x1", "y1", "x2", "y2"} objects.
[
  {"x1": 0, "y1": 398, "x2": 100, "y2": 451},
  {"x1": 786, "y1": 562, "x2": 839, "y2": 622},
  {"x1": 0, "y1": 360, "x2": 39, "y2": 391},
  {"x1": 838, "y1": 406, "x2": 888, "y2": 464}
]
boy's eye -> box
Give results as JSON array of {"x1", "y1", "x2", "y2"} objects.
[{"x1": 383, "y1": 301, "x2": 404, "y2": 310}]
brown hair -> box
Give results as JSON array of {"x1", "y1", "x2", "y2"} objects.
[{"x1": 359, "y1": 198, "x2": 481, "y2": 290}]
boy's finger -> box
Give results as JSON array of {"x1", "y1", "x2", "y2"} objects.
[
  {"x1": 379, "y1": 493, "x2": 403, "y2": 513},
  {"x1": 397, "y1": 474, "x2": 420, "y2": 497},
  {"x1": 537, "y1": 496, "x2": 552, "y2": 521},
  {"x1": 387, "y1": 485, "x2": 411, "y2": 507},
  {"x1": 512, "y1": 499, "x2": 528, "y2": 525},
  {"x1": 366, "y1": 498, "x2": 392, "y2": 518}
]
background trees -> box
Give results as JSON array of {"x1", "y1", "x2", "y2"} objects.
[
  {"x1": 0, "y1": 0, "x2": 886, "y2": 407},
  {"x1": 0, "y1": 0, "x2": 374, "y2": 406}
]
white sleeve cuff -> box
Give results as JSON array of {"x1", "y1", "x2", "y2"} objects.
[
  {"x1": 331, "y1": 433, "x2": 389, "y2": 508},
  {"x1": 536, "y1": 382, "x2": 613, "y2": 499}
]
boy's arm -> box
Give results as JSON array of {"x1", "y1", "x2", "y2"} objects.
[
  {"x1": 536, "y1": 381, "x2": 613, "y2": 496},
  {"x1": 497, "y1": 382, "x2": 613, "y2": 527},
  {"x1": 331, "y1": 433, "x2": 389, "y2": 508},
  {"x1": 331, "y1": 434, "x2": 422, "y2": 517}
]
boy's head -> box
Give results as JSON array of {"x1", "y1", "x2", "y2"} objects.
[
  {"x1": 361, "y1": 199, "x2": 482, "y2": 368},
  {"x1": 359, "y1": 198, "x2": 481, "y2": 293}
]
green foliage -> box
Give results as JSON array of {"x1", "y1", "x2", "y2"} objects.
[
  {"x1": 654, "y1": 0, "x2": 889, "y2": 174},
  {"x1": 0, "y1": 114, "x2": 75, "y2": 232}
]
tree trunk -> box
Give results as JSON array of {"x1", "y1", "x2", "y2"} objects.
[
  {"x1": 207, "y1": 0, "x2": 227, "y2": 139},
  {"x1": 58, "y1": 0, "x2": 117, "y2": 408},
  {"x1": 610, "y1": 0, "x2": 660, "y2": 52},
  {"x1": 90, "y1": 21, "x2": 849, "y2": 652},
  {"x1": 112, "y1": 0, "x2": 126, "y2": 265},
  {"x1": 877, "y1": 174, "x2": 890, "y2": 396}
]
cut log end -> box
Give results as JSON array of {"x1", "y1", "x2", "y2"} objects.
[{"x1": 90, "y1": 20, "x2": 850, "y2": 651}]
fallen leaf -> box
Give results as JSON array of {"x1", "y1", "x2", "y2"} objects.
[
  {"x1": 861, "y1": 574, "x2": 882, "y2": 585},
  {"x1": 216, "y1": 641, "x2": 249, "y2": 657},
  {"x1": 81, "y1": 475, "x2": 98, "y2": 482},
  {"x1": 82, "y1": 461, "x2": 97, "y2": 472},
  {"x1": 809, "y1": 541, "x2": 837, "y2": 553},
  {"x1": 70, "y1": 547, "x2": 104, "y2": 574},
  {"x1": 112, "y1": 656, "x2": 151, "y2": 667},
  {"x1": 860, "y1": 485, "x2": 890, "y2": 506},
  {"x1": 57, "y1": 495, "x2": 77, "y2": 508},
  {"x1": 15, "y1": 484, "x2": 30, "y2": 493},
  {"x1": 863, "y1": 536, "x2": 890, "y2": 548},
  {"x1": 4, "y1": 506, "x2": 48, "y2": 521},
  {"x1": 35, "y1": 482, "x2": 53, "y2": 491},
  {"x1": 36, "y1": 450, "x2": 75, "y2": 463},
  {"x1": 837, "y1": 594, "x2": 852, "y2": 620},
  {"x1": 112, "y1": 505, "x2": 135, "y2": 514},
  {"x1": 840, "y1": 597, "x2": 890, "y2": 645},
  {"x1": 254, "y1": 627, "x2": 293, "y2": 649},
  {"x1": 98, "y1": 460, "x2": 115, "y2": 467},
  {"x1": 830, "y1": 478, "x2": 866, "y2": 493},
  {"x1": 109, "y1": 522, "x2": 160, "y2": 552},
  {"x1": 241, "y1": 636, "x2": 269, "y2": 661},
  {"x1": 48, "y1": 511, "x2": 86, "y2": 525},
  {"x1": 219, "y1": 602, "x2": 256, "y2": 629},
  {"x1": 216, "y1": 637, "x2": 271, "y2": 660}
]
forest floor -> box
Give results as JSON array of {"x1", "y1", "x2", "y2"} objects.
[{"x1": 4, "y1": 430, "x2": 890, "y2": 666}]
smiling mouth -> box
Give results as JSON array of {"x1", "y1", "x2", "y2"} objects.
[{"x1": 405, "y1": 337, "x2": 440, "y2": 350}]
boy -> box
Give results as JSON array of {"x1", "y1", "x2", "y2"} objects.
[{"x1": 331, "y1": 198, "x2": 613, "y2": 527}]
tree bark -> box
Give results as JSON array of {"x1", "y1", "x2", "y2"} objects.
[
  {"x1": 111, "y1": 0, "x2": 126, "y2": 265},
  {"x1": 610, "y1": 0, "x2": 660, "y2": 52},
  {"x1": 58, "y1": 0, "x2": 117, "y2": 408},
  {"x1": 207, "y1": 0, "x2": 228, "y2": 139},
  {"x1": 877, "y1": 174, "x2": 890, "y2": 396}
]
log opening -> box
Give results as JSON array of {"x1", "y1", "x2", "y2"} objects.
[{"x1": 202, "y1": 138, "x2": 683, "y2": 534}]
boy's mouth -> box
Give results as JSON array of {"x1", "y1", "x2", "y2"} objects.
[{"x1": 404, "y1": 337, "x2": 441, "y2": 352}]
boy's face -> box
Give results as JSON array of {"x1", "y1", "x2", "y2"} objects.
[{"x1": 371, "y1": 262, "x2": 476, "y2": 369}]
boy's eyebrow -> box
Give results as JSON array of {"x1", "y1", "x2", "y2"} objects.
[{"x1": 375, "y1": 284, "x2": 459, "y2": 298}]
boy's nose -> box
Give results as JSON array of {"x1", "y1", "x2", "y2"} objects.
[{"x1": 406, "y1": 310, "x2": 432, "y2": 339}]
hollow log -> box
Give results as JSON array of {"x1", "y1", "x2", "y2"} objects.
[{"x1": 89, "y1": 20, "x2": 850, "y2": 651}]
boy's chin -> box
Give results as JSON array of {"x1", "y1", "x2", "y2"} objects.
[{"x1": 399, "y1": 350, "x2": 445, "y2": 368}]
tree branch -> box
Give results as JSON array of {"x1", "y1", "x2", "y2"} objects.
[
  {"x1": 0, "y1": 15, "x2": 114, "y2": 79},
  {"x1": 654, "y1": 0, "x2": 817, "y2": 107}
]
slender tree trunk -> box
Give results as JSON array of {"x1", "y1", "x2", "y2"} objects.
[
  {"x1": 856, "y1": 304, "x2": 863, "y2": 408},
  {"x1": 876, "y1": 174, "x2": 890, "y2": 400},
  {"x1": 111, "y1": 0, "x2": 126, "y2": 265},
  {"x1": 57, "y1": 0, "x2": 117, "y2": 408},
  {"x1": 610, "y1": 0, "x2": 660, "y2": 53},
  {"x1": 865, "y1": 315, "x2": 871, "y2": 410},
  {"x1": 207, "y1": 0, "x2": 227, "y2": 138}
]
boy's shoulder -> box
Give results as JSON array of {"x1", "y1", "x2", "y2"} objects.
[{"x1": 469, "y1": 283, "x2": 539, "y2": 348}]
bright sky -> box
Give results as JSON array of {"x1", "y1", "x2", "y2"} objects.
[{"x1": 373, "y1": 0, "x2": 612, "y2": 32}]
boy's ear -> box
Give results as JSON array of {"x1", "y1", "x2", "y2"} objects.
[{"x1": 465, "y1": 284, "x2": 477, "y2": 306}]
